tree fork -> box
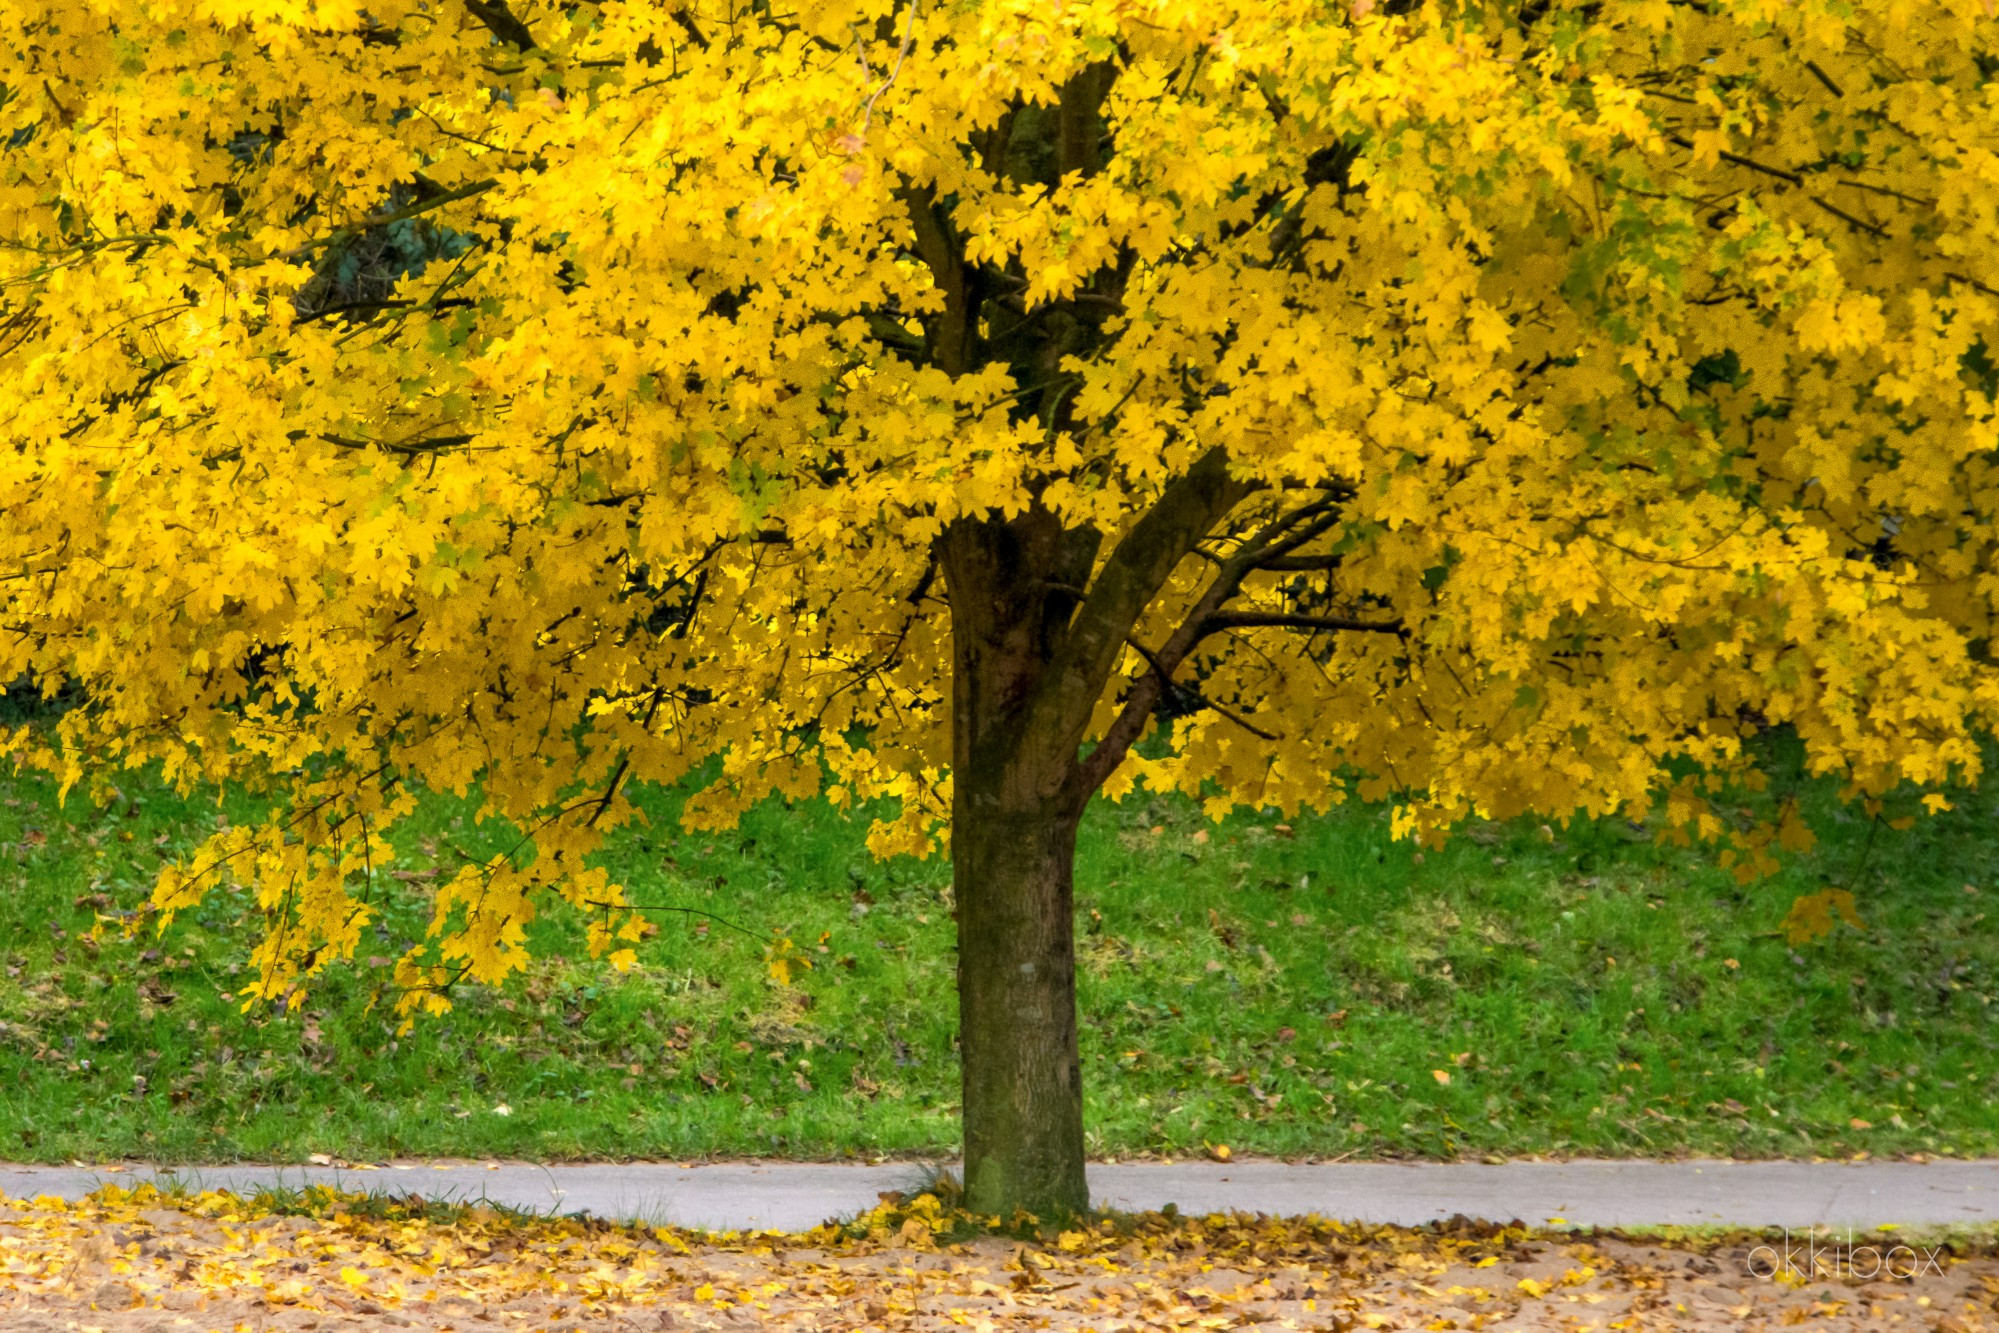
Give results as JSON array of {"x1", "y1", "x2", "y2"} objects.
[{"x1": 941, "y1": 458, "x2": 1252, "y2": 1218}]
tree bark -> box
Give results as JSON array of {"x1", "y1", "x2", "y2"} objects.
[
  {"x1": 938, "y1": 459, "x2": 1252, "y2": 1218},
  {"x1": 952, "y1": 792, "x2": 1088, "y2": 1219},
  {"x1": 944, "y1": 514, "x2": 1095, "y2": 1219}
]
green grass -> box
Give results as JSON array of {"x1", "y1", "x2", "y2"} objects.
[{"x1": 0, "y1": 740, "x2": 1993, "y2": 1165}]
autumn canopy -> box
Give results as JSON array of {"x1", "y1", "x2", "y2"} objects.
[{"x1": 3, "y1": 0, "x2": 1996, "y2": 1213}]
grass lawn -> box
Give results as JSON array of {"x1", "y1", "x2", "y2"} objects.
[{"x1": 0, "y1": 739, "x2": 1992, "y2": 1165}]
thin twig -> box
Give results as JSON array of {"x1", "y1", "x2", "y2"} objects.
[
  {"x1": 1124, "y1": 636, "x2": 1280, "y2": 741},
  {"x1": 1810, "y1": 195, "x2": 1888, "y2": 239},
  {"x1": 855, "y1": 1, "x2": 920, "y2": 139},
  {"x1": 1667, "y1": 134, "x2": 1803, "y2": 187},
  {"x1": 1804, "y1": 61, "x2": 1844, "y2": 97}
]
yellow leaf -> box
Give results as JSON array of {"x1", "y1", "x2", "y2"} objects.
[{"x1": 1781, "y1": 889, "x2": 1865, "y2": 947}]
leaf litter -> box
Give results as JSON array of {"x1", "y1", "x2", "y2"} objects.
[{"x1": 0, "y1": 1184, "x2": 1991, "y2": 1330}]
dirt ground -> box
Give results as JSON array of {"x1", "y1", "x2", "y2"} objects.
[{"x1": 0, "y1": 1186, "x2": 1993, "y2": 1332}]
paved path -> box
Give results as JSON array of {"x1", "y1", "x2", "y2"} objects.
[{"x1": 1, "y1": 1159, "x2": 1994, "y2": 1232}]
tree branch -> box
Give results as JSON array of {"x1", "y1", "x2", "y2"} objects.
[
  {"x1": 464, "y1": 0, "x2": 537, "y2": 51},
  {"x1": 671, "y1": 7, "x2": 710, "y2": 49},
  {"x1": 1810, "y1": 195, "x2": 1888, "y2": 239},
  {"x1": 1064, "y1": 488, "x2": 1346, "y2": 805},
  {"x1": 320, "y1": 432, "x2": 478, "y2": 456},
  {"x1": 585, "y1": 689, "x2": 665, "y2": 828},
  {"x1": 279, "y1": 179, "x2": 498, "y2": 261},
  {"x1": 582, "y1": 900, "x2": 761, "y2": 941},
  {"x1": 1125, "y1": 636, "x2": 1278, "y2": 741},
  {"x1": 897, "y1": 183, "x2": 980, "y2": 376},
  {"x1": 1249, "y1": 551, "x2": 1345, "y2": 573},
  {"x1": 1057, "y1": 61, "x2": 1117, "y2": 180},
  {"x1": 1666, "y1": 134, "x2": 1803, "y2": 187},
  {"x1": 1200, "y1": 610, "x2": 1404, "y2": 635},
  {"x1": 1039, "y1": 449, "x2": 1253, "y2": 766}
]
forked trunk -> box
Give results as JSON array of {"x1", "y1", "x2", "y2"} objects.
[{"x1": 940, "y1": 461, "x2": 1242, "y2": 1218}]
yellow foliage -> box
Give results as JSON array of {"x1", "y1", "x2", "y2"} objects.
[
  {"x1": 1781, "y1": 888, "x2": 1867, "y2": 947},
  {"x1": 764, "y1": 935, "x2": 814, "y2": 989},
  {"x1": 0, "y1": 0, "x2": 1993, "y2": 1014}
]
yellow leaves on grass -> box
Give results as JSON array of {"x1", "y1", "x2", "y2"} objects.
[{"x1": 765, "y1": 933, "x2": 817, "y2": 988}]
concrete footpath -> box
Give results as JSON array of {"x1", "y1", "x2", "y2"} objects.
[{"x1": 0, "y1": 1159, "x2": 1995, "y2": 1232}]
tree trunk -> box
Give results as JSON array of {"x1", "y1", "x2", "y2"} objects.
[
  {"x1": 953, "y1": 794, "x2": 1088, "y2": 1219},
  {"x1": 907, "y1": 58, "x2": 1248, "y2": 1224},
  {"x1": 938, "y1": 457, "x2": 1244, "y2": 1217},
  {"x1": 943, "y1": 514, "x2": 1097, "y2": 1219}
]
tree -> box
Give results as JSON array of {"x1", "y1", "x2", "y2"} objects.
[{"x1": 3, "y1": 0, "x2": 1996, "y2": 1216}]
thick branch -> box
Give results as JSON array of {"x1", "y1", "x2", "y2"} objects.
[
  {"x1": 671, "y1": 7, "x2": 711, "y2": 49},
  {"x1": 1247, "y1": 551, "x2": 1345, "y2": 572},
  {"x1": 1038, "y1": 449, "x2": 1253, "y2": 769},
  {"x1": 1057, "y1": 62, "x2": 1117, "y2": 180},
  {"x1": 1200, "y1": 611, "x2": 1403, "y2": 635},
  {"x1": 1064, "y1": 490, "x2": 1347, "y2": 804},
  {"x1": 898, "y1": 183, "x2": 980, "y2": 376},
  {"x1": 464, "y1": 0, "x2": 537, "y2": 51}
]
